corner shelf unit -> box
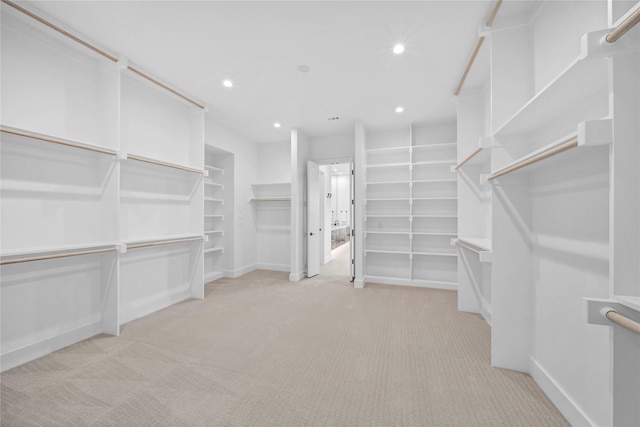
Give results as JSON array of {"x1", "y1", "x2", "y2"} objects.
[
  {"x1": 0, "y1": 3, "x2": 208, "y2": 372},
  {"x1": 364, "y1": 125, "x2": 458, "y2": 289}
]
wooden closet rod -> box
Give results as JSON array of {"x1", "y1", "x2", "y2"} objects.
[
  {"x1": 455, "y1": 147, "x2": 483, "y2": 170},
  {"x1": 127, "y1": 236, "x2": 203, "y2": 250},
  {"x1": 1, "y1": 0, "x2": 117, "y2": 62},
  {"x1": 127, "y1": 154, "x2": 204, "y2": 174},
  {"x1": 454, "y1": 0, "x2": 503, "y2": 96},
  {"x1": 488, "y1": 137, "x2": 578, "y2": 180},
  {"x1": 455, "y1": 240, "x2": 481, "y2": 255},
  {"x1": 602, "y1": 308, "x2": 640, "y2": 334},
  {"x1": 1, "y1": 1, "x2": 205, "y2": 110},
  {"x1": 605, "y1": 6, "x2": 640, "y2": 43},
  {"x1": 127, "y1": 66, "x2": 205, "y2": 110},
  {"x1": 0, "y1": 127, "x2": 117, "y2": 156},
  {"x1": 0, "y1": 247, "x2": 116, "y2": 265}
]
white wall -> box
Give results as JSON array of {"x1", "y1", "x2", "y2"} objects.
[
  {"x1": 205, "y1": 118, "x2": 258, "y2": 277},
  {"x1": 257, "y1": 141, "x2": 291, "y2": 183},
  {"x1": 308, "y1": 132, "x2": 355, "y2": 163}
]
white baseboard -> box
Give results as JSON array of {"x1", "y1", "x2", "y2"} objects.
[
  {"x1": 1, "y1": 322, "x2": 103, "y2": 372},
  {"x1": 354, "y1": 277, "x2": 365, "y2": 289},
  {"x1": 530, "y1": 357, "x2": 595, "y2": 427},
  {"x1": 223, "y1": 264, "x2": 256, "y2": 278},
  {"x1": 366, "y1": 276, "x2": 457, "y2": 291},
  {"x1": 255, "y1": 263, "x2": 290, "y2": 272},
  {"x1": 289, "y1": 271, "x2": 305, "y2": 281},
  {"x1": 120, "y1": 287, "x2": 190, "y2": 325}
]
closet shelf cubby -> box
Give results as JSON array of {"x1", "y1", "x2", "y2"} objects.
[
  {"x1": 493, "y1": 52, "x2": 609, "y2": 138},
  {"x1": 489, "y1": 119, "x2": 613, "y2": 180}
]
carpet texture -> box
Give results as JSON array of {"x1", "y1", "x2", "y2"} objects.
[{"x1": 1, "y1": 244, "x2": 568, "y2": 426}]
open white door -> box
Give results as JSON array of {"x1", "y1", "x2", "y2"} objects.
[
  {"x1": 349, "y1": 160, "x2": 355, "y2": 281},
  {"x1": 307, "y1": 160, "x2": 320, "y2": 277}
]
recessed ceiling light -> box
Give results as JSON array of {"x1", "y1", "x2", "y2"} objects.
[
  {"x1": 222, "y1": 79, "x2": 233, "y2": 88},
  {"x1": 395, "y1": 106, "x2": 404, "y2": 113},
  {"x1": 393, "y1": 44, "x2": 405, "y2": 54},
  {"x1": 274, "y1": 122, "x2": 281, "y2": 128}
]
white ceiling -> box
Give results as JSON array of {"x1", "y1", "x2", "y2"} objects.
[{"x1": 26, "y1": 0, "x2": 534, "y2": 144}]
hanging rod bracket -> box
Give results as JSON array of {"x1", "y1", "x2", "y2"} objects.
[
  {"x1": 116, "y1": 244, "x2": 127, "y2": 254},
  {"x1": 582, "y1": 29, "x2": 638, "y2": 60},
  {"x1": 585, "y1": 298, "x2": 640, "y2": 329},
  {"x1": 116, "y1": 151, "x2": 127, "y2": 160},
  {"x1": 577, "y1": 119, "x2": 613, "y2": 147},
  {"x1": 117, "y1": 56, "x2": 129, "y2": 70}
]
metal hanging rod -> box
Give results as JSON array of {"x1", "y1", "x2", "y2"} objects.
[
  {"x1": 0, "y1": 126, "x2": 117, "y2": 156},
  {"x1": 455, "y1": 240, "x2": 481, "y2": 255},
  {"x1": 488, "y1": 137, "x2": 579, "y2": 180},
  {"x1": 126, "y1": 66, "x2": 205, "y2": 110},
  {"x1": 0, "y1": 247, "x2": 116, "y2": 265},
  {"x1": 455, "y1": 147, "x2": 484, "y2": 170},
  {"x1": 605, "y1": 6, "x2": 640, "y2": 43},
  {"x1": 454, "y1": 0, "x2": 503, "y2": 96},
  {"x1": 1, "y1": 0, "x2": 118, "y2": 62},
  {"x1": 127, "y1": 236, "x2": 203, "y2": 250},
  {"x1": 127, "y1": 154, "x2": 204, "y2": 174},
  {"x1": 601, "y1": 307, "x2": 640, "y2": 334}
]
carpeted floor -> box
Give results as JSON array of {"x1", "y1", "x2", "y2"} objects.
[{"x1": 1, "y1": 244, "x2": 568, "y2": 426}]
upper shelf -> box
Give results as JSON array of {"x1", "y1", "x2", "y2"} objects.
[
  {"x1": 493, "y1": 54, "x2": 608, "y2": 138},
  {"x1": 1, "y1": 125, "x2": 116, "y2": 156}
]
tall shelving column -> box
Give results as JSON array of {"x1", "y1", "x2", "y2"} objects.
[
  {"x1": 0, "y1": 5, "x2": 120, "y2": 371},
  {"x1": 118, "y1": 67, "x2": 205, "y2": 324},
  {"x1": 363, "y1": 128, "x2": 412, "y2": 285},
  {"x1": 409, "y1": 125, "x2": 458, "y2": 289},
  {"x1": 204, "y1": 144, "x2": 229, "y2": 282}
]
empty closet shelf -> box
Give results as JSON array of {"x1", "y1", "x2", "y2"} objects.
[
  {"x1": 204, "y1": 215, "x2": 224, "y2": 219},
  {"x1": 366, "y1": 146, "x2": 410, "y2": 152},
  {"x1": 412, "y1": 142, "x2": 457, "y2": 149},
  {"x1": 205, "y1": 182, "x2": 224, "y2": 188},
  {"x1": 126, "y1": 153, "x2": 204, "y2": 175},
  {"x1": 125, "y1": 235, "x2": 203, "y2": 250},
  {"x1": 205, "y1": 165, "x2": 224, "y2": 174},
  {"x1": 412, "y1": 251, "x2": 457, "y2": 257},
  {"x1": 205, "y1": 197, "x2": 224, "y2": 202},
  {"x1": 1, "y1": 125, "x2": 117, "y2": 156},
  {"x1": 365, "y1": 249, "x2": 410, "y2": 255},
  {"x1": 366, "y1": 162, "x2": 410, "y2": 168},
  {"x1": 250, "y1": 197, "x2": 291, "y2": 202},
  {"x1": 366, "y1": 180, "x2": 411, "y2": 185},
  {"x1": 412, "y1": 214, "x2": 457, "y2": 218},
  {"x1": 366, "y1": 230, "x2": 410, "y2": 235},
  {"x1": 0, "y1": 243, "x2": 118, "y2": 265},
  {"x1": 412, "y1": 160, "x2": 456, "y2": 166},
  {"x1": 204, "y1": 230, "x2": 224, "y2": 234},
  {"x1": 204, "y1": 247, "x2": 224, "y2": 254}
]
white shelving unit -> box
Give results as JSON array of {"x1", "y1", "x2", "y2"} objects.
[
  {"x1": 455, "y1": 2, "x2": 640, "y2": 425},
  {"x1": 363, "y1": 125, "x2": 457, "y2": 289},
  {"x1": 203, "y1": 144, "x2": 231, "y2": 283},
  {"x1": 0, "y1": 3, "x2": 206, "y2": 371}
]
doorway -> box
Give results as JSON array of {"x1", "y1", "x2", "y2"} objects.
[{"x1": 318, "y1": 161, "x2": 353, "y2": 279}]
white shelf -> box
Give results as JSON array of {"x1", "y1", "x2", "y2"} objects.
[
  {"x1": 205, "y1": 164, "x2": 224, "y2": 174},
  {"x1": 124, "y1": 234, "x2": 203, "y2": 247},
  {"x1": 413, "y1": 179, "x2": 456, "y2": 183},
  {"x1": 366, "y1": 214, "x2": 410, "y2": 218},
  {"x1": 367, "y1": 162, "x2": 410, "y2": 169},
  {"x1": 204, "y1": 214, "x2": 224, "y2": 219},
  {"x1": 493, "y1": 54, "x2": 608, "y2": 138},
  {"x1": 612, "y1": 296, "x2": 640, "y2": 312},
  {"x1": 1, "y1": 242, "x2": 118, "y2": 260},
  {"x1": 412, "y1": 214, "x2": 457, "y2": 218},
  {"x1": 366, "y1": 146, "x2": 410, "y2": 153},
  {"x1": 366, "y1": 231, "x2": 411, "y2": 235},
  {"x1": 250, "y1": 197, "x2": 291, "y2": 202},
  {"x1": 412, "y1": 232, "x2": 458, "y2": 236},
  {"x1": 412, "y1": 251, "x2": 457, "y2": 257},
  {"x1": 457, "y1": 237, "x2": 492, "y2": 252},
  {"x1": 412, "y1": 197, "x2": 457, "y2": 201},
  {"x1": 367, "y1": 198, "x2": 411, "y2": 201},
  {"x1": 205, "y1": 197, "x2": 224, "y2": 202},
  {"x1": 0, "y1": 125, "x2": 117, "y2": 156},
  {"x1": 412, "y1": 160, "x2": 456, "y2": 166},
  {"x1": 366, "y1": 180, "x2": 411, "y2": 185},
  {"x1": 204, "y1": 229, "x2": 224, "y2": 234},
  {"x1": 204, "y1": 247, "x2": 224, "y2": 254},
  {"x1": 365, "y1": 249, "x2": 410, "y2": 255},
  {"x1": 412, "y1": 143, "x2": 457, "y2": 149},
  {"x1": 205, "y1": 181, "x2": 224, "y2": 188}
]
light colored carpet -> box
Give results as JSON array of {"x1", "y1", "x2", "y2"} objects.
[{"x1": 1, "y1": 244, "x2": 568, "y2": 426}]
